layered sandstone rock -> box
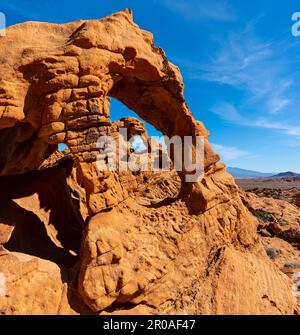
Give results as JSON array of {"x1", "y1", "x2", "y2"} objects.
[
  {"x1": 0, "y1": 252, "x2": 66, "y2": 315},
  {"x1": 242, "y1": 192, "x2": 300, "y2": 312},
  {"x1": 0, "y1": 10, "x2": 298, "y2": 314},
  {"x1": 242, "y1": 192, "x2": 300, "y2": 247}
]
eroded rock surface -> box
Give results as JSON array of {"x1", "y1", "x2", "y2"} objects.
[
  {"x1": 0, "y1": 10, "x2": 298, "y2": 314},
  {"x1": 0, "y1": 252, "x2": 65, "y2": 315},
  {"x1": 242, "y1": 192, "x2": 300, "y2": 311},
  {"x1": 243, "y1": 192, "x2": 300, "y2": 247}
]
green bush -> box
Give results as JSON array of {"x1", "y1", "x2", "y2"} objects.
[
  {"x1": 284, "y1": 261, "x2": 300, "y2": 269},
  {"x1": 254, "y1": 209, "x2": 274, "y2": 223},
  {"x1": 265, "y1": 247, "x2": 280, "y2": 260}
]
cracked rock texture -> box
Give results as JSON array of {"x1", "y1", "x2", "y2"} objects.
[{"x1": 0, "y1": 10, "x2": 298, "y2": 314}]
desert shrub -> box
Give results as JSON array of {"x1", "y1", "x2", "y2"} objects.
[
  {"x1": 254, "y1": 209, "x2": 274, "y2": 223},
  {"x1": 284, "y1": 261, "x2": 300, "y2": 269},
  {"x1": 265, "y1": 247, "x2": 280, "y2": 260}
]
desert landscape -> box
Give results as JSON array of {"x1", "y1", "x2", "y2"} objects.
[
  {"x1": 0, "y1": 8, "x2": 299, "y2": 316},
  {"x1": 237, "y1": 177, "x2": 300, "y2": 302}
]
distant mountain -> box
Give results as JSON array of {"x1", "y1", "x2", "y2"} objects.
[
  {"x1": 227, "y1": 167, "x2": 275, "y2": 179},
  {"x1": 271, "y1": 171, "x2": 300, "y2": 178},
  {"x1": 228, "y1": 167, "x2": 300, "y2": 179}
]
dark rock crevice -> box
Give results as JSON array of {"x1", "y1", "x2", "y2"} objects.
[{"x1": 0, "y1": 158, "x2": 85, "y2": 267}]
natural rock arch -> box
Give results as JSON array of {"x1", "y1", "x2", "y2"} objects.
[
  {"x1": 0, "y1": 9, "x2": 218, "y2": 215},
  {"x1": 0, "y1": 10, "x2": 297, "y2": 315}
]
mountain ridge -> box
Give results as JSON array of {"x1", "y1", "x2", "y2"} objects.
[
  {"x1": 227, "y1": 167, "x2": 275, "y2": 179},
  {"x1": 228, "y1": 167, "x2": 300, "y2": 179},
  {"x1": 271, "y1": 171, "x2": 300, "y2": 178}
]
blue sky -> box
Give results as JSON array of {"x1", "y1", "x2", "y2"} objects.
[{"x1": 2, "y1": 0, "x2": 300, "y2": 172}]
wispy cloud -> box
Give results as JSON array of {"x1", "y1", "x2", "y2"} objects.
[
  {"x1": 211, "y1": 102, "x2": 300, "y2": 137},
  {"x1": 176, "y1": 15, "x2": 297, "y2": 119},
  {"x1": 131, "y1": 135, "x2": 147, "y2": 152},
  {"x1": 212, "y1": 143, "x2": 250, "y2": 161},
  {"x1": 163, "y1": 0, "x2": 236, "y2": 22},
  {"x1": 211, "y1": 102, "x2": 244, "y2": 123},
  {"x1": 177, "y1": 17, "x2": 300, "y2": 139},
  {"x1": 267, "y1": 96, "x2": 291, "y2": 115},
  {"x1": 197, "y1": 28, "x2": 293, "y2": 114}
]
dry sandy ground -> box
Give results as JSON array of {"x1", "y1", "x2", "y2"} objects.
[{"x1": 236, "y1": 178, "x2": 300, "y2": 190}]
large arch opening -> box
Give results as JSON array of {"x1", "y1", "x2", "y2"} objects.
[
  {"x1": 108, "y1": 74, "x2": 201, "y2": 190},
  {"x1": 105, "y1": 59, "x2": 219, "y2": 213},
  {"x1": 108, "y1": 97, "x2": 182, "y2": 206}
]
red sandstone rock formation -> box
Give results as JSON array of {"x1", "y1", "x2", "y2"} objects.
[{"x1": 0, "y1": 10, "x2": 298, "y2": 315}]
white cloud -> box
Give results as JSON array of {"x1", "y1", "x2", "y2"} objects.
[
  {"x1": 211, "y1": 102, "x2": 244, "y2": 124},
  {"x1": 267, "y1": 96, "x2": 291, "y2": 115},
  {"x1": 211, "y1": 102, "x2": 300, "y2": 137},
  {"x1": 163, "y1": 0, "x2": 235, "y2": 22},
  {"x1": 186, "y1": 20, "x2": 300, "y2": 139},
  {"x1": 212, "y1": 143, "x2": 249, "y2": 161},
  {"x1": 187, "y1": 22, "x2": 293, "y2": 115},
  {"x1": 130, "y1": 135, "x2": 147, "y2": 152}
]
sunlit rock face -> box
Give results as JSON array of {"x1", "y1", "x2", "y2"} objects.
[{"x1": 0, "y1": 10, "x2": 298, "y2": 315}]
